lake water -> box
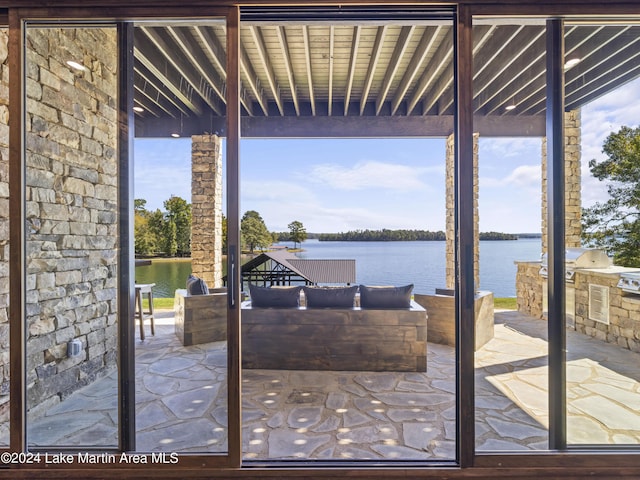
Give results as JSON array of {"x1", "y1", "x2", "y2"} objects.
[{"x1": 135, "y1": 238, "x2": 541, "y2": 298}]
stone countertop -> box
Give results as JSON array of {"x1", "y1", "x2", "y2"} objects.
[
  {"x1": 514, "y1": 259, "x2": 640, "y2": 276},
  {"x1": 576, "y1": 265, "x2": 640, "y2": 275}
]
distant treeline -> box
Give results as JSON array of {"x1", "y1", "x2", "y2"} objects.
[
  {"x1": 479, "y1": 231, "x2": 519, "y2": 240},
  {"x1": 274, "y1": 229, "x2": 532, "y2": 242},
  {"x1": 315, "y1": 229, "x2": 519, "y2": 242},
  {"x1": 319, "y1": 229, "x2": 447, "y2": 241}
]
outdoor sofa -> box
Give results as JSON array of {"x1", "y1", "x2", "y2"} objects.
[
  {"x1": 241, "y1": 284, "x2": 428, "y2": 372},
  {"x1": 174, "y1": 283, "x2": 428, "y2": 372}
]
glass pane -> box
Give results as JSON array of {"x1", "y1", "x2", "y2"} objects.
[
  {"x1": 473, "y1": 17, "x2": 550, "y2": 452},
  {"x1": 25, "y1": 25, "x2": 119, "y2": 448},
  {"x1": 0, "y1": 27, "x2": 8, "y2": 447},
  {"x1": 239, "y1": 16, "x2": 455, "y2": 462},
  {"x1": 132, "y1": 19, "x2": 229, "y2": 454},
  {"x1": 565, "y1": 21, "x2": 640, "y2": 446}
]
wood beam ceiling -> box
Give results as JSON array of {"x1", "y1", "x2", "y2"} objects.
[{"x1": 130, "y1": 20, "x2": 640, "y2": 138}]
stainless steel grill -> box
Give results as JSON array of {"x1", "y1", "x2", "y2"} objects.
[
  {"x1": 540, "y1": 248, "x2": 611, "y2": 282},
  {"x1": 617, "y1": 272, "x2": 640, "y2": 294}
]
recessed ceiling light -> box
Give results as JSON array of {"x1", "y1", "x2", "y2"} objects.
[
  {"x1": 171, "y1": 133, "x2": 180, "y2": 138},
  {"x1": 66, "y1": 60, "x2": 86, "y2": 71},
  {"x1": 564, "y1": 58, "x2": 581, "y2": 70},
  {"x1": 505, "y1": 104, "x2": 516, "y2": 111},
  {"x1": 133, "y1": 106, "x2": 144, "y2": 113}
]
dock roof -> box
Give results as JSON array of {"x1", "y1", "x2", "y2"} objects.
[{"x1": 236, "y1": 250, "x2": 356, "y2": 285}]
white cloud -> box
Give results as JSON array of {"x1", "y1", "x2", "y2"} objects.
[
  {"x1": 240, "y1": 178, "x2": 445, "y2": 232},
  {"x1": 283, "y1": 203, "x2": 444, "y2": 233},
  {"x1": 504, "y1": 165, "x2": 541, "y2": 187},
  {"x1": 482, "y1": 164, "x2": 541, "y2": 189},
  {"x1": 479, "y1": 137, "x2": 542, "y2": 162},
  {"x1": 306, "y1": 161, "x2": 439, "y2": 191}
]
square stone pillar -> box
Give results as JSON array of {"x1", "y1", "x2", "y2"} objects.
[
  {"x1": 541, "y1": 109, "x2": 582, "y2": 253},
  {"x1": 446, "y1": 133, "x2": 480, "y2": 290},
  {"x1": 191, "y1": 135, "x2": 223, "y2": 288}
]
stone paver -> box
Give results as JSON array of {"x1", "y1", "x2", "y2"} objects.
[{"x1": 18, "y1": 309, "x2": 640, "y2": 457}]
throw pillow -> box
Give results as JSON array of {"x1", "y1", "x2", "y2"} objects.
[
  {"x1": 359, "y1": 284, "x2": 414, "y2": 309},
  {"x1": 249, "y1": 284, "x2": 301, "y2": 308},
  {"x1": 186, "y1": 274, "x2": 209, "y2": 295},
  {"x1": 302, "y1": 286, "x2": 358, "y2": 308}
]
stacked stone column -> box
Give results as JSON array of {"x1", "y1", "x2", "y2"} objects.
[
  {"x1": 191, "y1": 135, "x2": 223, "y2": 288},
  {"x1": 445, "y1": 133, "x2": 480, "y2": 290},
  {"x1": 541, "y1": 109, "x2": 582, "y2": 252}
]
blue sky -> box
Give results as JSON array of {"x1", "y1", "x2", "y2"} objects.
[{"x1": 134, "y1": 77, "x2": 640, "y2": 234}]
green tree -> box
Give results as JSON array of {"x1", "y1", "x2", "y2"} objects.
[
  {"x1": 164, "y1": 196, "x2": 192, "y2": 256},
  {"x1": 242, "y1": 210, "x2": 265, "y2": 224},
  {"x1": 134, "y1": 214, "x2": 156, "y2": 255},
  {"x1": 134, "y1": 198, "x2": 159, "y2": 255},
  {"x1": 134, "y1": 198, "x2": 149, "y2": 213},
  {"x1": 165, "y1": 218, "x2": 178, "y2": 257},
  {"x1": 582, "y1": 125, "x2": 640, "y2": 267},
  {"x1": 288, "y1": 220, "x2": 307, "y2": 249},
  {"x1": 241, "y1": 211, "x2": 272, "y2": 253},
  {"x1": 221, "y1": 213, "x2": 228, "y2": 254}
]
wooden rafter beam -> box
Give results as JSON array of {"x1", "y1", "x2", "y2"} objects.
[
  {"x1": 472, "y1": 25, "x2": 546, "y2": 115},
  {"x1": 194, "y1": 25, "x2": 254, "y2": 116},
  {"x1": 421, "y1": 25, "x2": 493, "y2": 115},
  {"x1": 376, "y1": 25, "x2": 415, "y2": 115},
  {"x1": 496, "y1": 25, "x2": 605, "y2": 116},
  {"x1": 566, "y1": 64, "x2": 640, "y2": 111},
  {"x1": 344, "y1": 26, "x2": 361, "y2": 116},
  {"x1": 302, "y1": 25, "x2": 316, "y2": 116},
  {"x1": 406, "y1": 26, "x2": 452, "y2": 115},
  {"x1": 132, "y1": 85, "x2": 162, "y2": 118},
  {"x1": 391, "y1": 26, "x2": 438, "y2": 116},
  {"x1": 275, "y1": 25, "x2": 300, "y2": 116},
  {"x1": 328, "y1": 25, "x2": 334, "y2": 116},
  {"x1": 141, "y1": 26, "x2": 224, "y2": 116},
  {"x1": 133, "y1": 42, "x2": 203, "y2": 115},
  {"x1": 522, "y1": 26, "x2": 634, "y2": 115},
  {"x1": 134, "y1": 69, "x2": 182, "y2": 117},
  {"x1": 436, "y1": 24, "x2": 500, "y2": 115},
  {"x1": 240, "y1": 44, "x2": 270, "y2": 116},
  {"x1": 248, "y1": 25, "x2": 284, "y2": 115},
  {"x1": 360, "y1": 25, "x2": 387, "y2": 116},
  {"x1": 167, "y1": 26, "x2": 227, "y2": 106}
]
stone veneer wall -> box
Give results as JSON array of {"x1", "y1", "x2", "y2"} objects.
[
  {"x1": 445, "y1": 133, "x2": 479, "y2": 290},
  {"x1": 0, "y1": 29, "x2": 9, "y2": 426},
  {"x1": 190, "y1": 135, "x2": 223, "y2": 288},
  {"x1": 24, "y1": 28, "x2": 118, "y2": 414},
  {"x1": 574, "y1": 271, "x2": 640, "y2": 353},
  {"x1": 541, "y1": 109, "x2": 582, "y2": 253},
  {"x1": 515, "y1": 262, "x2": 544, "y2": 319}
]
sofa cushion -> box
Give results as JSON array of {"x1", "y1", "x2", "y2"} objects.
[
  {"x1": 186, "y1": 274, "x2": 209, "y2": 295},
  {"x1": 303, "y1": 286, "x2": 359, "y2": 308},
  {"x1": 360, "y1": 284, "x2": 414, "y2": 309},
  {"x1": 249, "y1": 284, "x2": 301, "y2": 308}
]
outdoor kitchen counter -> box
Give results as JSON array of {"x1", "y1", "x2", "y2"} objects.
[{"x1": 515, "y1": 261, "x2": 640, "y2": 353}]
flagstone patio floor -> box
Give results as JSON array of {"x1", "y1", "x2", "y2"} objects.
[{"x1": 23, "y1": 309, "x2": 640, "y2": 459}]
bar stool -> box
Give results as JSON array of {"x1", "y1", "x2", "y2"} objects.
[{"x1": 134, "y1": 283, "x2": 155, "y2": 340}]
